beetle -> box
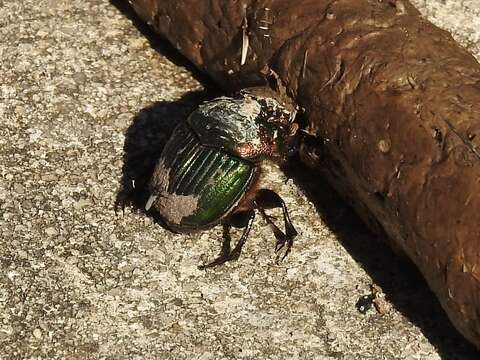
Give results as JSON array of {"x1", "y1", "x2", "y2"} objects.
[{"x1": 145, "y1": 89, "x2": 299, "y2": 267}]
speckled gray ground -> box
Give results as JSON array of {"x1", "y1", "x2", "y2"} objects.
[{"x1": 1, "y1": 1, "x2": 480, "y2": 359}]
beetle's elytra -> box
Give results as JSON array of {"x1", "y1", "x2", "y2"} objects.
[
  {"x1": 148, "y1": 123, "x2": 255, "y2": 230},
  {"x1": 146, "y1": 90, "x2": 299, "y2": 267}
]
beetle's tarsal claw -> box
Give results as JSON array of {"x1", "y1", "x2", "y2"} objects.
[
  {"x1": 114, "y1": 198, "x2": 126, "y2": 216},
  {"x1": 275, "y1": 236, "x2": 294, "y2": 263},
  {"x1": 254, "y1": 188, "x2": 297, "y2": 262},
  {"x1": 275, "y1": 239, "x2": 286, "y2": 253},
  {"x1": 114, "y1": 189, "x2": 132, "y2": 215},
  {"x1": 145, "y1": 194, "x2": 157, "y2": 211}
]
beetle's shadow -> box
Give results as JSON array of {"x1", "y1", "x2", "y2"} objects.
[
  {"x1": 284, "y1": 158, "x2": 479, "y2": 359},
  {"x1": 115, "y1": 89, "x2": 217, "y2": 223}
]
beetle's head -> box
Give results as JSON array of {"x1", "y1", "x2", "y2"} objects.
[{"x1": 255, "y1": 97, "x2": 300, "y2": 163}]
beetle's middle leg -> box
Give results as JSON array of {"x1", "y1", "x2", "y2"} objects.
[
  {"x1": 199, "y1": 210, "x2": 255, "y2": 269},
  {"x1": 254, "y1": 188, "x2": 297, "y2": 261}
]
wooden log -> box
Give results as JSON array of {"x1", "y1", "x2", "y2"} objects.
[{"x1": 129, "y1": 0, "x2": 480, "y2": 347}]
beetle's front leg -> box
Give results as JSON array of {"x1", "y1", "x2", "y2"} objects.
[
  {"x1": 254, "y1": 189, "x2": 297, "y2": 262},
  {"x1": 198, "y1": 210, "x2": 255, "y2": 269}
]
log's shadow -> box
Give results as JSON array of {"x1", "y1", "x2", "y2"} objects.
[
  {"x1": 112, "y1": 0, "x2": 479, "y2": 358},
  {"x1": 284, "y1": 158, "x2": 479, "y2": 359}
]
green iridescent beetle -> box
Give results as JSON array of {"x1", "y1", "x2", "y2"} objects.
[{"x1": 145, "y1": 90, "x2": 299, "y2": 267}]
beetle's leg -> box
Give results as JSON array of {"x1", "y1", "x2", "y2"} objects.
[
  {"x1": 199, "y1": 210, "x2": 255, "y2": 269},
  {"x1": 254, "y1": 189, "x2": 297, "y2": 261},
  {"x1": 228, "y1": 210, "x2": 256, "y2": 260}
]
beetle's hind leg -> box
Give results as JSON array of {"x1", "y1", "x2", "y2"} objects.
[
  {"x1": 198, "y1": 210, "x2": 255, "y2": 269},
  {"x1": 254, "y1": 189, "x2": 298, "y2": 262}
]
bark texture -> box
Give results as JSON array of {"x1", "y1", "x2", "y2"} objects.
[{"x1": 129, "y1": 0, "x2": 480, "y2": 347}]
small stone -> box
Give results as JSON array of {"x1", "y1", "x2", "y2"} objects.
[
  {"x1": 45, "y1": 227, "x2": 58, "y2": 236},
  {"x1": 73, "y1": 198, "x2": 90, "y2": 210},
  {"x1": 36, "y1": 30, "x2": 49, "y2": 37},
  {"x1": 33, "y1": 328, "x2": 42, "y2": 339},
  {"x1": 115, "y1": 112, "x2": 133, "y2": 126},
  {"x1": 129, "y1": 38, "x2": 145, "y2": 49},
  {"x1": 14, "y1": 105, "x2": 26, "y2": 116},
  {"x1": 22, "y1": 200, "x2": 33, "y2": 210},
  {"x1": 41, "y1": 174, "x2": 58, "y2": 182},
  {"x1": 13, "y1": 183, "x2": 25, "y2": 194}
]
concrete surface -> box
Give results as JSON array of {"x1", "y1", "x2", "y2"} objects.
[{"x1": 0, "y1": 0, "x2": 479, "y2": 359}]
